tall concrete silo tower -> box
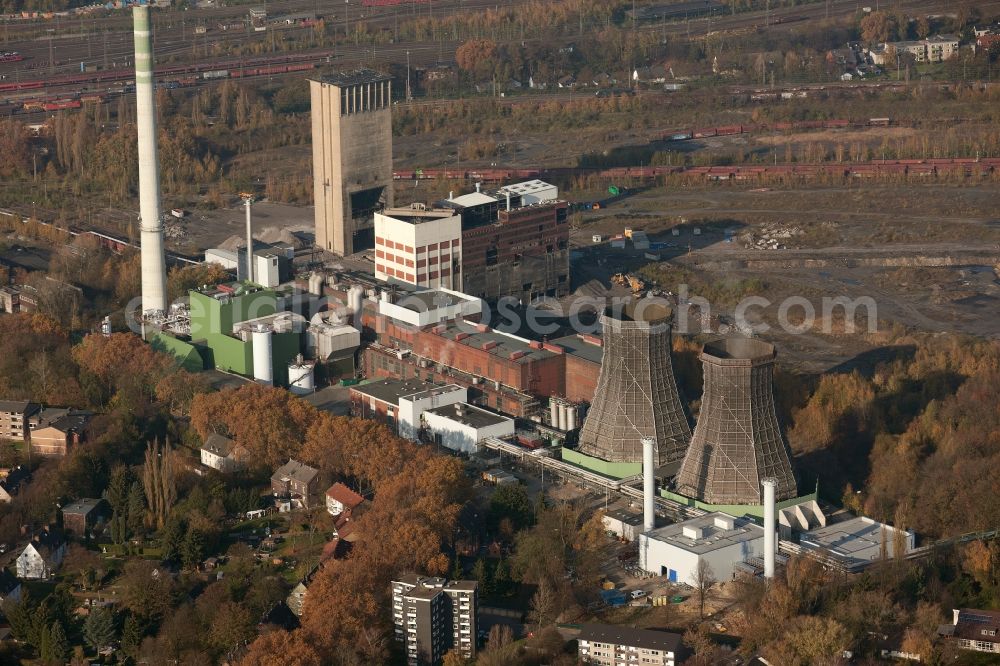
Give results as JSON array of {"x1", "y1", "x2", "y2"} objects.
[
  {"x1": 675, "y1": 337, "x2": 797, "y2": 505},
  {"x1": 310, "y1": 70, "x2": 394, "y2": 256},
  {"x1": 576, "y1": 300, "x2": 691, "y2": 467}
]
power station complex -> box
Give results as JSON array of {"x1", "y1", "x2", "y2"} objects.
[{"x1": 123, "y1": 20, "x2": 902, "y2": 583}]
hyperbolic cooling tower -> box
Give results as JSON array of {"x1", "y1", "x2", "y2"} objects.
[
  {"x1": 132, "y1": 5, "x2": 168, "y2": 315},
  {"x1": 675, "y1": 337, "x2": 797, "y2": 505},
  {"x1": 576, "y1": 301, "x2": 691, "y2": 467}
]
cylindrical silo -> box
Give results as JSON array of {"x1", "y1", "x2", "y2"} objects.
[
  {"x1": 566, "y1": 403, "x2": 577, "y2": 431},
  {"x1": 557, "y1": 402, "x2": 569, "y2": 431},
  {"x1": 288, "y1": 358, "x2": 315, "y2": 395},
  {"x1": 549, "y1": 401, "x2": 559, "y2": 429},
  {"x1": 308, "y1": 273, "x2": 323, "y2": 296},
  {"x1": 252, "y1": 325, "x2": 273, "y2": 385}
]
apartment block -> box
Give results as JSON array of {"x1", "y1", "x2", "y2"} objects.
[
  {"x1": 392, "y1": 575, "x2": 477, "y2": 665},
  {"x1": 0, "y1": 401, "x2": 40, "y2": 442},
  {"x1": 577, "y1": 623, "x2": 682, "y2": 666}
]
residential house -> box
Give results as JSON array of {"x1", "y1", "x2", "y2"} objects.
[
  {"x1": 577, "y1": 623, "x2": 683, "y2": 666},
  {"x1": 0, "y1": 400, "x2": 40, "y2": 442},
  {"x1": 61, "y1": 498, "x2": 108, "y2": 536},
  {"x1": 200, "y1": 433, "x2": 248, "y2": 473},
  {"x1": 942, "y1": 608, "x2": 1000, "y2": 654},
  {"x1": 0, "y1": 466, "x2": 30, "y2": 503},
  {"x1": 872, "y1": 35, "x2": 960, "y2": 65},
  {"x1": 286, "y1": 580, "x2": 309, "y2": 617},
  {"x1": 633, "y1": 64, "x2": 669, "y2": 84},
  {"x1": 592, "y1": 72, "x2": 615, "y2": 87},
  {"x1": 0, "y1": 286, "x2": 21, "y2": 314},
  {"x1": 557, "y1": 74, "x2": 576, "y2": 89},
  {"x1": 271, "y1": 459, "x2": 324, "y2": 510},
  {"x1": 0, "y1": 570, "x2": 22, "y2": 605},
  {"x1": 977, "y1": 31, "x2": 1000, "y2": 51},
  {"x1": 28, "y1": 408, "x2": 92, "y2": 457},
  {"x1": 325, "y1": 482, "x2": 365, "y2": 517},
  {"x1": 286, "y1": 566, "x2": 321, "y2": 617},
  {"x1": 16, "y1": 528, "x2": 66, "y2": 580}
]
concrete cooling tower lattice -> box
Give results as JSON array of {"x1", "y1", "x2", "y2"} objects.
[
  {"x1": 675, "y1": 337, "x2": 797, "y2": 505},
  {"x1": 576, "y1": 301, "x2": 691, "y2": 467}
]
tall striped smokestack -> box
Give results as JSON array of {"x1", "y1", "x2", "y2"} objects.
[
  {"x1": 642, "y1": 436, "x2": 656, "y2": 532},
  {"x1": 762, "y1": 477, "x2": 777, "y2": 579},
  {"x1": 133, "y1": 5, "x2": 167, "y2": 316}
]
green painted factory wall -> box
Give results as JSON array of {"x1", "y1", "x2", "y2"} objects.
[
  {"x1": 659, "y1": 488, "x2": 820, "y2": 519},
  {"x1": 150, "y1": 333, "x2": 205, "y2": 372},
  {"x1": 561, "y1": 448, "x2": 641, "y2": 479},
  {"x1": 189, "y1": 288, "x2": 277, "y2": 339},
  {"x1": 208, "y1": 334, "x2": 254, "y2": 376},
  {"x1": 270, "y1": 332, "x2": 301, "y2": 385}
]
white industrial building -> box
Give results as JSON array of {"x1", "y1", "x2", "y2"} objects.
[
  {"x1": 497, "y1": 179, "x2": 558, "y2": 206},
  {"x1": 205, "y1": 248, "x2": 239, "y2": 270},
  {"x1": 639, "y1": 512, "x2": 765, "y2": 584},
  {"x1": 377, "y1": 288, "x2": 482, "y2": 328},
  {"x1": 602, "y1": 506, "x2": 646, "y2": 542},
  {"x1": 422, "y1": 403, "x2": 514, "y2": 454},
  {"x1": 307, "y1": 317, "x2": 361, "y2": 360},
  {"x1": 397, "y1": 384, "x2": 467, "y2": 441},
  {"x1": 374, "y1": 205, "x2": 463, "y2": 290},
  {"x1": 254, "y1": 253, "x2": 280, "y2": 288},
  {"x1": 799, "y1": 516, "x2": 915, "y2": 570}
]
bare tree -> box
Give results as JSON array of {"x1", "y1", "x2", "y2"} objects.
[
  {"x1": 528, "y1": 578, "x2": 557, "y2": 629},
  {"x1": 691, "y1": 559, "x2": 716, "y2": 619}
]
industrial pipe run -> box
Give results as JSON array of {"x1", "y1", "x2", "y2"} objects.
[{"x1": 132, "y1": 6, "x2": 168, "y2": 316}]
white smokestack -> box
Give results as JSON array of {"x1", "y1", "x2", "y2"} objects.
[
  {"x1": 762, "y1": 477, "x2": 777, "y2": 579},
  {"x1": 133, "y1": 5, "x2": 167, "y2": 316},
  {"x1": 642, "y1": 437, "x2": 655, "y2": 532},
  {"x1": 245, "y1": 198, "x2": 254, "y2": 284}
]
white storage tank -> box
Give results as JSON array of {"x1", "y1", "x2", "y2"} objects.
[
  {"x1": 252, "y1": 325, "x2": 273, "y2": 385},
  {"x1": 288, "y1": 355, "x2": 315, "y2": 395},
  {"x1": 308, "y1": 272, "x2": 324, "y2": 296}
]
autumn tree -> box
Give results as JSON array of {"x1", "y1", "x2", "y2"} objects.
[
  {"x1": 0, "y1": 313, "x2": 82, "y2": 405},
  {"x1": 72, "y1": 332, "x2": 173, "y2": 408},
  {"x1": 190, "y1": 384, "x2": 320, "y2": 469},
  {"x1": 763, "y1": 615, "x2": 852, "y2": 665},
  {"x1": 455, "y1": 39, "x2": 499, "y2": 80},
  {"x1": 861, "y1": 11, "x2": 897, "y2": 43},
  {"x1": 238, "y1": 630, "x2": 324, "y2": 666}
]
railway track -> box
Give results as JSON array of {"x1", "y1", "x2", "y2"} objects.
[{"x1": 392, "y1": 156, "x2": 1000, "y2": 183}]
